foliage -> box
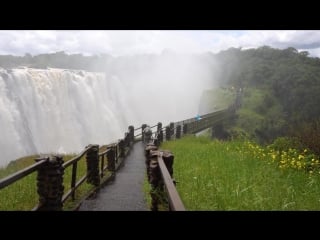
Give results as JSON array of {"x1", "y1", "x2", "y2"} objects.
[
  {"x1": 289, "y1": 119, "x2": 320, "y2": 156},
  {"x1": 268, "y1": 137, "x2": 304, "y2": 152},
  {"x1": 200, "y1": 46, "x2": 320, "y2": 146}
]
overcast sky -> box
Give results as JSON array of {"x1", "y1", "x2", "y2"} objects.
[{"x1": 1, "y1": 30, "x2": 320, "y2": 57}]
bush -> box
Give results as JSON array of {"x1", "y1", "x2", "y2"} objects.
[
  {"x1": 269, "y1": 137, "x2": 303, "y2": 152},
  {"x1": 289, "y1": 119, "x2": 320, "y2": 156}
]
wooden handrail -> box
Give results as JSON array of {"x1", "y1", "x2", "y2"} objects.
[
  {"x1": 158, "y1": 153, "x2": 185, "y2": 211},
  {"x1": 0, "y1": 159, "x2": 48, "y2": 190},
  {"x1": 62, "y1": 145, "x2": 95, "y2": 168}
]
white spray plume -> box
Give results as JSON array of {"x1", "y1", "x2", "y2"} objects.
[{"x1": 0, "y1": 52, "x2": 217, "y2": 167}]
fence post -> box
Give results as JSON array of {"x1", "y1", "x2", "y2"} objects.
[
  {"x1": 165, "y1": 126, "x2": 171, "y2": 141},
  {"x1": 141, "y1": 124, "x2": 147, "y2": 142},
  {"x1": 176, "y1": 125, "x2": 181, "y2": 139},
  {"x1": 36, "y1": 156, "x2": 64, "y2": 211},
  {"x1": 119, "y1": 139, "x2": 125, "y2": 158},
  {"x1": 124, "y1": 132, "x2": 129, "y2": 148},
  {"x1": 170, "y1": 122, "x2": 174, "y2": 138},
  {"x1": 145, "y1": 144, "x2": 158, "y2": 182},
  {"x1": 162, "y1": 151, "x2": 175, "y2": 211},
  {"x1": 159, "y1": 129, "x2": 163, "y2": 143},
  {"x1": 128, "y1": 125, "x2": 134, "y2": 143},
  {"x1": 157, "y1": 122, "x2": 163, "y2": 144},
  {"x1": 183, "y1": 123, "x2": 188, "y2": 134},
  {"x1": 148, "y1": 151, "x2": 161, "y2": 211},
  {"x1": 162, "y1": 151, "x2": 174, "y2": 177},
  {"x1": 86, "y1": 144, "x2": 100, "y2": 187},
  {"x1": 157, "y1": 122, "x2": 162, "y2": 133},
  {"x1": 107, "y1": 146, "x2": 116, "y2": 172}
]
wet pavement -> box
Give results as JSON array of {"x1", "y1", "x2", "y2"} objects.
[{"x1": 79, "y1": 141, "x2": 149, "y2": 211}]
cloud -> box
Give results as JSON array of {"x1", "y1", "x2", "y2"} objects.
[{"x1": 0, "y1": 30, "x2": 320, "y2": 57}]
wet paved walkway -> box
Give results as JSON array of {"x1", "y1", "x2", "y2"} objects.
[{"x1": 79, "y1": 141, "x2": 149, "y2": 211}]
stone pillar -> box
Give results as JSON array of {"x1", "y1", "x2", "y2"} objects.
[
  {"x1": 86, "y1": 144, "x2": 100, "y2": 187},
  {"x1": 36, "y1": 156, "x2": 64, "y2": 211}
]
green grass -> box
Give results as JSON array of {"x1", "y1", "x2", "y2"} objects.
[
  {"x1": 61, "y1": 155, "x2": 96, "y2": 211},
  {"x1": 143, "y1": 174, "x2": 152, "y2": 210},
  {"x1": 160, "y1": 136, "x2": 320, "y2": 210},
  {"x1": 143, "y1": 170, "x2": 168, "y2": 211}
]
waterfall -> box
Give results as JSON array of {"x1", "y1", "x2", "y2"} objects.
[
  {"x1": 0, "y1": 68, "x2": 133, "y2": 167},
  {"x1": 0, "y1": 54, "x2": 214, "y2": 167}
]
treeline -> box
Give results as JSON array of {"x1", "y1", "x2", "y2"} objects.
[
  {"x1": 0, "y1": 51, "x2": 111, "y2": 71},
  {"x1": 211, "y1": 46, "x2": 320, "y2": 154}
]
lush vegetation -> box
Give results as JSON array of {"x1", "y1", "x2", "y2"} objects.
[
  {"x1": 161, "y1": 136, "x2": 320, "y2": 210},
  {"x1": 200, "y1": 46, "x2": 320, "y2": 154}
]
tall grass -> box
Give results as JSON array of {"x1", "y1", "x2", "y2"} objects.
[{"x1": 161, "y1": 136, "x2": 320, "y2": 210}]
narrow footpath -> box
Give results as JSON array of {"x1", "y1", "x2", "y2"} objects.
[{"x1": 79, "y1": 141, "x2": 149, "y2": 211}]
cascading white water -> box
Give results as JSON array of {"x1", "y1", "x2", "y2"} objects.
[
  {"x1": 0, "y1": 53, "x2": 215, "y2": 167},
  {"x1": 0, "y1": 68, "x2": 133, "y2": 167}
]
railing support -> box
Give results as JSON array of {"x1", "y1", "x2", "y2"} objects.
[
  {"x1": 128, "y1": 125, "x2": 134, "y2": 143},
  {"x1": 36, "y1": 156, "x2": 64, "y2": 211},
  {"x1": 157, "y1": 122, "x2": 162, "y2": 132},
  {"x1": 124, "y1": 132, "x2": 129, "y2": 147},
  {"x1": 170, "y1": 122, "x2": 174, "y2": 138},
  {"x1": 145, "y1": 144, "x2": 158, "y2": 182},
  {"x1": 159, "y1": 129, "x2": 163, "y2": 143},
  {"x1": 183, "y1": 124, "x2": 188, "y2": 134},
  {"x1": 176, "y1": 125, "x2": 181, "y2": 139},
  {"x1": 141, "y1": 124, "x2": 147, "y2": 142},
  {"x1": 107, "y1": 146, "x2": 116, "y2": 172},
  {"x1": 119, "y1": 139, "x2": 125, "y2": 158},
  {"x1": 148, "y1": 151, "x2": 161, "y2": 211},
  {"x1": 86, "y1": 144, "x2": 100, "y2": 187},
  {"x1": 165, "y1": 126, "x2": 171, "y2": 141}
]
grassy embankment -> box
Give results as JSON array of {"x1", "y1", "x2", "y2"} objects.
[{"x1": 148, "y1": 135, "x2": 320, "y2": 210}]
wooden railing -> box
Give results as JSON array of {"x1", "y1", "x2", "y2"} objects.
[
  {"x1": 145, "y1": 145, "x2": 185, "y2": 211},
  {"x1": 143, "y1": 105, "x2": 238, "y2": 211},
  {"x1": 0, "y1": 159, "x2": 48, "y2": 190},
  {"x1": 0, "y1": 96, "x2": 239, "y2": 211},
  {"x1": 0, "y1": 125, "x2": 136, "y2": 211},
  {"x1": 157, "y1": 152, "x2": 185, "y2": 211}
]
